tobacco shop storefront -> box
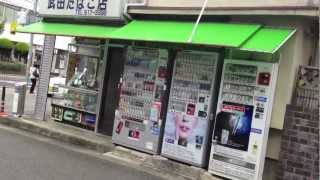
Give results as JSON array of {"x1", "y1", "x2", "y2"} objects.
[
  {"x1": 18, "y1": 16, "x2": 295, "y2": 180},
  {"x1": 104, "y1": 20, "x2": 295, "y2": 180}
]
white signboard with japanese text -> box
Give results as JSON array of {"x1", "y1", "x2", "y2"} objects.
[{"x1": 38, "y1": 0, "x2": 124, "y2": 19}]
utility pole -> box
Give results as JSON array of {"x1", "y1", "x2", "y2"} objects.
[{"x1": 318, "y1": 0, "x2": 320, "y2": 131}]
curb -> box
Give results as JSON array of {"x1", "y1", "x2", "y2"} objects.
[{"x1": 0, "y1": 116, "x2": 114, "y2": 153}]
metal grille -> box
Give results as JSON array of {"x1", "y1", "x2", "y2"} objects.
[
  {"x1": 33, "y1": 35, "x2": 56, "y2": 120},
  {"x1": 293, "y1": 65, "x2": 319, "y2": 110}
]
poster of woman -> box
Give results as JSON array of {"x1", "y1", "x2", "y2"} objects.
[{"x1": 164, "y1": 111, "x2": 207, "y2": 150}]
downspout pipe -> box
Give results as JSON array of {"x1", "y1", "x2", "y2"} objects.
[
  {"x1": 318, "y1": 0, "x2": 320, "y2": 116},
  {"x1": 188, "y1": 0, "x2": 208, "y2": 43},
  {"x1": 123, "y1": 0, "x2": 147, "y2": 21}
]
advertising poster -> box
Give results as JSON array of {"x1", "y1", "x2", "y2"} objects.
[
  {"x1": 162, "y1": 111, "x2": 207, "y2": 164},
  {"x1": 213, "y1": 102, "x2": 253, "y2": 151},
  {"x1": 161, "y1": 50, "x2": 220, "y2": 166}
]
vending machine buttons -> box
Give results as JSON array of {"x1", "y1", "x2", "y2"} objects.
[
  {"x1": 258, "y1": 72, "x2": 271, "y2": 86},
  {"x1": 116, "y1": 121, "x2": 124, "y2": 134},
  {"x1": 186, "y1": 104, "x2": 196, "y2": 115},
  {"x1": 129, "y1": 130, "x2": 140, "y2": 139},
  {"x1": 158, "y1": 66, "x2": 167, "y2": 79},
  {"x1": 198, "y1": 111, "x2": 208, "y2": 118}
]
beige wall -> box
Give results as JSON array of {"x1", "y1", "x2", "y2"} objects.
[
  {"x1": 230, "y1": 16, "x2": 317, "y2": 160},
  {"x1": 128, "y1": 0, "x2": 318, "y2": 16},
  {"x1": 231, "y1": 16, "x2": 317, "y2": 130},
  {"x1": 144, "y1": 0, "x2": 318, "y2": 8}
]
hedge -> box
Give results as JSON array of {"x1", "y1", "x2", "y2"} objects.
[
  {"x1": 15, "y1": 42, "x2": 29, "y2": 55},
  {"x1": 0, "y1": 38, "x2": 14, "y2": 49},
  {"x1": 0, "y1": 61, "x2": 26, "y2": 74}
]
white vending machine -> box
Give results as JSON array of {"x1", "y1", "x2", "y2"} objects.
[
  {"x1": 112, "y1": 46, "x2": 169, "y2": 154},
  {"x1": 208, "y1": 59, "x2": 279, "y2": 180},
  {"x1": 161, "y1": 50, "x2": 221, "y2": 167}
]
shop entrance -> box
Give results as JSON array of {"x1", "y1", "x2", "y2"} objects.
[{"x1": 98, "y1": 47, "x2": 125, "y2": 136}]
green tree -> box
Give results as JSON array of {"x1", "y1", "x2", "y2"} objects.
[
  {"x1": 0, "y1": 22, "x2": 4, "y2": 34},
  {"x1": 0, "y1": 38, "x2": 14, "y2": 61},
  {"x1": 15, "y1": 42, "x2": 29, "y2": 63}
]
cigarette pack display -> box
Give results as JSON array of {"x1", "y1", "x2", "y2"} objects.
[
  {"x1": 209, "y1": 59, "x2": 279, "y2": 180},
  {"x1": 112, "y1": 46, "x2": 169, "y2": 154},
  {"x1": 51, "y1": 43, "x2": 101, "y2": 130},
  {"x1": 161, "y1": 50, "x2": 221, "y2": 167}
]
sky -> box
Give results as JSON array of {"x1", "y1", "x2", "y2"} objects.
[{"x1": 0, "y1": 0, "x2": 34, "y2": 10}]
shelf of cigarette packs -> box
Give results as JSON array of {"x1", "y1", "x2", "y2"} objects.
[
  {"x1": 170, "y1": 59, "x2": 215, "y2": 103},
  {"x1": 221, "y1": 64, "x2": 258, "y2": 105},
  {"x1": 51, "y1": 90, "x2": 97, "y2": 129},
  {"x1": 119, "y1": 75, "x2": 156, "y2": 121},
  {"x1": 51, "y1": 104, "x2": 96, "y2": 130}
]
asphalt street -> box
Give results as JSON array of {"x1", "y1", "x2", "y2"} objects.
[{"x1": 0, "y1": 126, "x2": 166, "y2": 180}]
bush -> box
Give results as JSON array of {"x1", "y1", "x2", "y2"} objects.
[
  {"x1": 0, "y1": 61, "x2": 26, "y2": 74},
  {"x1": 0, "y1": 38, "x2": 14, "y2": 49},
  {"x1": 0, "y1": 23, "x2": 4, "y2": 33},
  {"x1": 15, "y1": 42, "x2": 29, "y2": 55}
]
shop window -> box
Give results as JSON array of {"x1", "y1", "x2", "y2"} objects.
[{"x1": 51, "y1": 43, "x2": 102, "y2": 130}]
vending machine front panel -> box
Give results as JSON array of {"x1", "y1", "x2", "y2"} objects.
[
  {"x1": 112, "y1": 46, "x2": 169, "y2": 154},
  {"x1": 208, "y1": 59, "x2": 279, "y2": 180},
  {"x1": 161, "y1": 50, "x2": 220, "y2": 167}
]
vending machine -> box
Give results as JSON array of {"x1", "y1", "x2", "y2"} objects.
[
  {"x1": 112, "y1": 46, "x2": 169, "y2": 154},
  {"x1": 161, "y1": 50, "x2": 221, "y2": 167},
  {"x1": 208, "y1": 59, "x2": 279, "y2": 180}
]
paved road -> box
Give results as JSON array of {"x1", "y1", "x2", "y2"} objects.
[{"x1": 0, "y1": 126, "x2": 165, "y2": 180}]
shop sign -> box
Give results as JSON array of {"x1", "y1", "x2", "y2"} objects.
[{"x1": 38, "y1": 0, "x2": 124, "y2": 19}]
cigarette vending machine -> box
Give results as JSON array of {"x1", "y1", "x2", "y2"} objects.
[
  {"x1": 208, "y1": 59, "x2": 279, "y2": 180},
  {"x1": 112, "y1": 46, "x2": 169, "y2": 154},
  {"x1": 161, "y1": 50, "x2": 220, "y2": 167}
]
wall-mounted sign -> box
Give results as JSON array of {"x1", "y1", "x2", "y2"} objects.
[{"x1": 38, "y1": 0, "x2": 124, "y2": 19}]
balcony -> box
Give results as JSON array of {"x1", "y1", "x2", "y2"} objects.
[{"x1": 127, "y1": 0, "x2": 319, "y2": 16}]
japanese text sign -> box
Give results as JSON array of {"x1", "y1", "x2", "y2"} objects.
[{"x1": 39, "y1": 0, "x2": 123, "y2": 19}]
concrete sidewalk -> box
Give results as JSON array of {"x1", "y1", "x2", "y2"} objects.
[{"x1": 0, "y1": 116, "x2": 277, "y2": 180}]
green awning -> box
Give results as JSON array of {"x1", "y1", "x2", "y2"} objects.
[
  {"x1": 192, "y1": 23, "x2": 261, "y2": 47},
  {"x1": 110, "y1": 20, "x2": 261, "y2": 47},
  {"x1": 17, "y1": 20, "x2": 295, "y2": 54},
  {"x1": 110, "y1": 20, "x2": 194, "y2": 44},
  {"x1": 240, "y1": 27, "x2": 296, "y2": 53},
  {"x1": 16, "y1": 21, "x2": 119, "y2": 39}
]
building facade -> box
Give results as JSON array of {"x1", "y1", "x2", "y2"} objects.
[
  {"x1": 126, "y1": 0, "x2": 319, "y2": 157},
  {"x1": 16, "y1": 1, "x2": 319, "y2": 179}
]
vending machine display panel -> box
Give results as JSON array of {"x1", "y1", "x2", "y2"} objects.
[
  {"x1": 112, "y1": 46, "x2": 169, "y2": 154},
  {"x1": 161, "y1": 50, "x2": 220, "y2": 167},
  {"x1": 208, "y1": 59, "x2": 279, "y2": 180}
]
